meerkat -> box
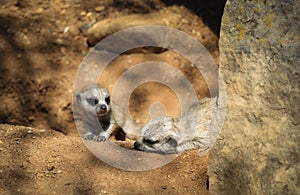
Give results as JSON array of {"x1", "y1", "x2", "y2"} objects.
[
  {"x1": 75, "y1": 84, "x2": 140, "y2": 142},
  {"x1": 134, "y1": 96, "x2": 221, "y2": 154}
]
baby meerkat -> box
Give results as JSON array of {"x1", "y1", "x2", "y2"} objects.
[
  {"x1": 134, "y1": 97, "x2": 221, "y2": 154},
  {"x1": 76, "y1": 84, "x2": 140, "y2": 142}
]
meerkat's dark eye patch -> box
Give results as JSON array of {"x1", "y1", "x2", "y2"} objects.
[
  {"x1": 105, "y1": 96, "x2": 110, "y2": 104},
  {"x1": 87, "y1": 98, "x2": 99, "y2": 106},
  {"x1": 143, "y1": 138, "x2": 159, "y2": 145},
  {"x1": 167, "y1": 137, "x2": 177, "y2": 147}
]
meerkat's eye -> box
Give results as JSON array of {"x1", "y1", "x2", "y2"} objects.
[
  {"x1": 105, "y1": 96, "x2": 110, "y2": 104},
  {"x1": 87, "y1": 98, "x2": 99, "y2": 106},
  {"x1": 167, "y1": 137, "x2": 177, "y2": 147},
  {"x1": 143, "y1": 138, "x2": 159, "y2": 145}
]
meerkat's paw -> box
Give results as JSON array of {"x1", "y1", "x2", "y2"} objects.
[
  {"x1": 92, "y1": 131, "x2": 110, "y2": 142},
  {"x1": 83, "y1": 133, "x2": 96, "y2": 140},
  {"x1": 93, "y1": 135, "x2": 108, "y2": 142}
]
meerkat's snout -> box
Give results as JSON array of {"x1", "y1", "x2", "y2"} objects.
[
  {"x1": 134, "y1": 136, "x2": 145, "y2": 149},
  {"x1": 133, "y1": 140, "x2": 142, "y2": 150},
  {"x1": 96, "y1": 104, "x2": 109, "y2": 116}
]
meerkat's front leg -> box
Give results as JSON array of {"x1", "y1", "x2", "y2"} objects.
[
  {"x1": 93, "y1": 118, "x2": 118, "y2": 141},
  {"x1": 82, "y1": 122, "x2": 100, "y2": 140}
]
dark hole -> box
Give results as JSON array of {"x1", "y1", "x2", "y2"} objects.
[{"x1": 206, "y1": 177, "x2": 209, "y2": 190}]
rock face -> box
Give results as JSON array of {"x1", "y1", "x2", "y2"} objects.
[{"x1": 208, "y1": 0, "x2": 299, "y2": 194}]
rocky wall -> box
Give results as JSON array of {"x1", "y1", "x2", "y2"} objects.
[{"x1": 208, "y1": 0, "x2": 300, "y2": 194}]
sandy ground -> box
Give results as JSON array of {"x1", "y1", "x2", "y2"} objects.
[
  {"x1": 0, "y1": 124, "x2": 208, "y2": 194},
  {"x1": 0, "y1": 0, "x2": 225, "y2": 194}
]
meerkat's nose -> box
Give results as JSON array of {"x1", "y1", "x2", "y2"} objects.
[
  {"x1": 134, "y1": 141, "x2": 141, "y2": 150},
  {"x1": 100, "y1": 104, "x2": 107, "y2": 111}
]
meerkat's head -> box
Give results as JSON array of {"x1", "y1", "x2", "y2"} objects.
[
  {"x1": 134, "y1": 116, "x2": 181, "y2": 154},
  {"x1": 76, "y1": 84, "x2": 111, "y2": 117}
]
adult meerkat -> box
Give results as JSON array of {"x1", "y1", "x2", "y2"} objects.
[
  {"x1": 76, "y1": 84, "x2": 140, "y2": 141},
  {"x1": 134, "y1": 96, "x2": 222, "y2": 154}
]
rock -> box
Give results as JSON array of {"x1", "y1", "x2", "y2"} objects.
[
  {"x1": 95, "y1": 6, "x2": 105, "y2": 12},
  {"x1": 35, "y1": 7, "x2": 44, "y2": 14},
  {"x1": 53, "y1": 38, "x2": 64, "y2": 45},
  {"x1": 208, "y1": 0, "x2": 300, "y2": 194},
  {"x1": 86, "y1": 12, "x2": 92, "y2": 17},
  {"x1": 86, "y1": 6, "x2": 185, "y2": 46},
  {"x1": 79, "y1": 23, "x2": 91, "y2": 36},
  {"x1": 68, "y1": 25, "x2": 79, "y2": 36},
  {"x1": 80, "y1": 11, "x2": 86, "y2": 16}
]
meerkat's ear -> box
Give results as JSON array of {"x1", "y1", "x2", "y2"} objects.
[
  {"x1": 76, "y1": 94, "x2": 82, "y2": 103},
  {"x1": 166, "y1": 136, "x2": 177, "y2": 147}
]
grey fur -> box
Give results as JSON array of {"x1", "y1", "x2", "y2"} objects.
[{"x1": 134, "y1": 97, "x2": 219, "y2": 154}]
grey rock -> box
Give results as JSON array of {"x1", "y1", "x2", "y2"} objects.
[
  {"x1": 208, "y1": 0, "x2": 300, "y2": 194},
  {"x1": 79, "y1": 23, "x2": 91, "y2": 36}
]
